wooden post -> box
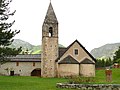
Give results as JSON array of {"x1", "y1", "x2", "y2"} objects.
[{"x1": 105, "y1": 69, "x2": 112, "y2": 82}]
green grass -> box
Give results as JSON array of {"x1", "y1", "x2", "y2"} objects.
[
  {"x1": 0, "y1": 68, "x2": 120, "y2": 90},
  {"x1": 32, "y1": 50, "x2": 41, "y2": 54},
  {"x1": 95, "y1": 68, "x2": 120, "y2": 84},
  {"x1": 0, "y1": 76, "x2": 70, "y2": 90}
]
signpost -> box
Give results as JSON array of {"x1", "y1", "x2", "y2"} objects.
[{"x1": 105, "y1": 69, "x2": 112, "y2": 82}]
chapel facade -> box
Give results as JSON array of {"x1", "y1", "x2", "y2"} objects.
[
  {"x1": 41, "y1": 2, "x2": 96, "y2": 77},
  {"x1": 0, "y1": 2, "x2": 96, "y2": 77}
]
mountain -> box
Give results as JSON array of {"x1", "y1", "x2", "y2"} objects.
[
  {"x1": 10, "y1": 39, "x2": 120, "y2": 58},
  {"x1": 9, "y1": 39, "x2": 64, "y2": 54},
  {"x1": 9, "y1": 39, "x2": 38, "y2": 54},
  {"x1": 9, "y1": 39, "x2": 34, "y2": 50},
  {"x1": 9, "y1": 39, "x2": 120, "y2": 58},
  {"x1": 90, "y1": 43, "x2": 120, "y2": 59}
]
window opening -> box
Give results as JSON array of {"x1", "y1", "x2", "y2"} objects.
[
  {"x1": 16, "y1": 62, "x2": 19, "y2": 66},
  {"x1": 33, "y1": 62, "x2": 35, "y2": 66},
  {"x1": 49, "y1": 27, "x2": 53, "y2": 37},
  {"x1": 74, "y1": 49, "x2": 78, "y2": 55}
]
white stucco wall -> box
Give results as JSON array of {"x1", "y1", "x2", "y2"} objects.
[
  {"x1": 58, "y1": 64, "x2": 79, "y2": 77},
  {"x1": 0, "y1": 62, "x2": 41, "y2": 76},
  {"x1": 80, "y1": 64, "x2": 95, "y2": 77}
]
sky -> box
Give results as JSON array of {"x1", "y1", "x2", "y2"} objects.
[{"x1": 9, "y1": 0, "x2": 120, "y2": 52}]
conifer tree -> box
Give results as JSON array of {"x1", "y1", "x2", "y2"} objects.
[
  {"x1": 0, "y1": 0, "x2": 21, "y2": 64},
  {"x1": 113, "y1": 47, "x2": 120, "y2": 63}
]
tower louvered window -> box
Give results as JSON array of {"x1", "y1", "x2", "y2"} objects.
[{"x1": 49, "y1": 27, "x2": 53, "y2": 37}]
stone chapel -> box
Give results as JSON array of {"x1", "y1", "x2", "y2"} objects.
[
  {"x1": 41, "y1": 2, "x2": 96, "y2": 77},
  {"x1": 0, "y1": 2, "x2": 96, "y2": 77}
]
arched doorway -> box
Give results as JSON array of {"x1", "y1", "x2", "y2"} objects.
[{"x1": 31, "y1": 68, "x2": 41, "y2": 77}]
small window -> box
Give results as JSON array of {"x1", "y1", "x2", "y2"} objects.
[
  {"x1": 49, "y1": 27, "x2": 53, "y2": 37},
  {"x1": 74, "y1": 49, "x2": 78, "y2": 55},
  {"x1": 16, "y1": 62, "x2": 19, "y2": 66},
  {"x1": 33, "y1": 62, "x2": 35, "y2": 66}
]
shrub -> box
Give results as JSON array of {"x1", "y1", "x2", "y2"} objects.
[{"x1": 68, "y1": 76, "x2": 95, "y2": 84}]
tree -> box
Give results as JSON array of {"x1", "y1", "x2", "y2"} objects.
[
  {"x1": 113, "y1": 46, "x2": 120, "y2": 63},
  {"x1": 0, "y1": 0, "x2": 22, "y2": 64},
  {"x1": 105, "y1": 58, "x2": 113, "y2": 67},
  {"x1": 96, "y1": 58, "x2": 113, "y2": 68}
]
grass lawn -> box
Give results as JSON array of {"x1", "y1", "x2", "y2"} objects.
[
  {"x1": 0, "y1": 76, "x2": 70, "y2": 90},
  {"x1": 95, "y1": 68, "x2": 120, "y2": 84},
  {"x1": 0, "y1": 68, "x2": 120, "y2": 90}
]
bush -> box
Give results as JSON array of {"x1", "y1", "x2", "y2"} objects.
[{"x1": 68, "y1": 76, "x2": 95, "y2": 84}]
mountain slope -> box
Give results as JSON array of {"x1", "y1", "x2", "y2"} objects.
[
  {"x1": 10, "y1": 39, "x2": 120, "y2": 57},
  {"x1": 90, "y1": 43, "x2": 120, "y2": 59},
  {"x1": 9, "y1": 39, "x2": 65, "y2": 54},
  {"x1": 10, "y1": 39, "x2": 42, "y2": 54},
  {"x1": 9, "y1": 39, "x2": 34, "y2": 50}
]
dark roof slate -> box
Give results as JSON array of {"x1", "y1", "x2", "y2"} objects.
[
  {"x1": 59, "y1": 47, "x2": 67, "y2": 58},
  {"x1": 10, "y1": 54, "x2": 41, "y2": 62},
  {"x1": 80, "y1": 58, "x2": 95, "y2": 64},
  {"x1": 44, "y1": 2, "x2": 58, "y2": 24},
  {"x1": 58, "y1": 55, "x2": 79, "y2": 64}
]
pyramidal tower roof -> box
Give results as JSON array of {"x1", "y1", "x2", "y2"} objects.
[{"x1": 44, "y1": 2, "x2": 58, "y2": 24}]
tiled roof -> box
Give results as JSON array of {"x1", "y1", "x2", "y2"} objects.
[
  {"x1": 9, "y1": 47, "x2": 67, "y2": 62},
  {"x1": 9, "y1": 54, "x2": 41, "y2": 62},
  {"x1": 58, "y1": 55, "x2": 79, "y2": 64},
  {"x1": 80, "y1": 58, "x2": 95, "y2": 64},
  {"x1": 59, "y1": 47, "x2": 67, "y2": 58},
  {"x1": 10, "y1": 54, "x2": 41, "y2": 59}
]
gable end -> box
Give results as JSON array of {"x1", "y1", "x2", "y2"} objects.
[
  {"x1": 58, "y1": 55, "x2": 79, "y2": 64},
  {"x1": 56, "y1": 40, "x2": 96, "y2": 62},
  {"x1": 80, "y1": 58, "x2": 95, "y2": 64}
]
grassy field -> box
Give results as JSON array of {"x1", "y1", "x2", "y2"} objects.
[
  {"x1": 0, "y1": 76, "x2": 69, "y2": 90},
  {"x1": 95, "y1": 68, "x2": 120, "y2": 84},
  {"x1": 0, "y1": 68, "x2": 120, "y2": 90}
]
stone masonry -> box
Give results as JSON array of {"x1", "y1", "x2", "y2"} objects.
[{"x1": 41, "y1": 2, "x2": 58, "y2": 77}]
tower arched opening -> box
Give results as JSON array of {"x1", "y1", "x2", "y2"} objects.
[{"x1": 49, "y1": 27, "x2": 53, "y2": 37}]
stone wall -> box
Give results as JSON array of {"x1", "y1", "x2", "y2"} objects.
[
  {"x1": 58, "y1": 64, "x2": 79, "y2": 77},
  {"x1": 56, "y1": 83, "x2": 120, "y2": 90},
  {"x1": 80, "y1": 64, "x2": 95, "y2": 77},
  {"x1": 0, "y1": 62, "x2": 41, "y2": 76}
]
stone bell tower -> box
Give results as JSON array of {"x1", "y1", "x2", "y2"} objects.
[{"x1": 41, "y1": 2, "x2": 58, "y2": 77}]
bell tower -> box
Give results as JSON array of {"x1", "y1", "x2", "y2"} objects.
[{"x1": 41, "y1": 2, "x2": 58, "y2": 77}]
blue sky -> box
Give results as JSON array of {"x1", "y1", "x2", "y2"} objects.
[{"x1": 10, "y1": 0, "x2": 120, "y2": 51}]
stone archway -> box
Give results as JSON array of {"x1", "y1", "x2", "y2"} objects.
[{"x1": 31, "y1": 68, "x2": 41, "y2": 77}]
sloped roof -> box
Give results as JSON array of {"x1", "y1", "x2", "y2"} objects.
[
  {"x1": 80, "y1": 58, "x2": 95, "y2": 64},
  {"x1": 59, "y1": 47, "x2": 67, "y2": 58},
  {"x1": 9, "y1": 47, "x2": 66, "y2": 62},
  {"x1": 58, "y1": 55, "x2": 79, "y2": 64},
  {"x1": 9, "y1": 40, "x2": 96, "y2": 63},
  {"x1": 43, "y1": 2, "x2": 58, "y2": 24},
  {"x1": 56, "y1": 40, "x2": 96, "y2": 62},
  {"x1": 10, "y1": 54, "x2": 41, "y2": 62}
]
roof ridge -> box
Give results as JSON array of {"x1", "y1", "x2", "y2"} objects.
[{"x1": 56, "y1": 40, "x2": 96, "y2": 62}]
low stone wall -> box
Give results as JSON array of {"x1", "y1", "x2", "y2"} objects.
[{"x1": 56, "y1": 83, "x2": 120, "y2": 90}]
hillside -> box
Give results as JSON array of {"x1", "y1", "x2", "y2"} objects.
[
  {"x1": 90, "y1": 43, "x2": 120, "y2": 59},
  {"x1": 9, "y1": 39, "x2": 39, "y2": 54},
  {"x1": 9, "y1": 39, "x2": 34, "y2": 50},
  {"x1": 10, "y1": 39, "x2": 120, "y2": 58},
  {"x1": 9, "y1": 39, "x2": 64, "y2": 54}
]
